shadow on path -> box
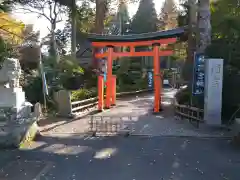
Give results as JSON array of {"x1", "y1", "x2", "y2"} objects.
[{"x1": 0, "y1": 134, "x2": 240, "y2": 180}]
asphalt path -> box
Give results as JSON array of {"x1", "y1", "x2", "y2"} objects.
[
  {"x1": 0, "y1": 89, "x2": 239, "y2": 180},
  {"x1": 0, "y1": 136, "x2": 239, "y2": 180}
]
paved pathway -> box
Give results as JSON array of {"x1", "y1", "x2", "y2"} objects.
[
  {"x1": 0, "y1": 90, "x2": 239, "y2": 180},
  {"x1": 0, "y1": 136, "x2": 240, "y2": 180},
  {"x1": 39, "y1": 89, "x2": 232, "y2": 138},
  {"x1": 93, "y1": 88, "x2": 231, "y2": 138}
]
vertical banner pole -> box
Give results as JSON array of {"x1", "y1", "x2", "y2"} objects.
[
  {"x1": 105, "y1": 46, "x2": 113, "y2": 109},
  {"x1": 153, "y1": 43, "x2": 160, "y2": 113},
  {"x1": 98, "y1": 75, "x2": 104, "y2": 111}
]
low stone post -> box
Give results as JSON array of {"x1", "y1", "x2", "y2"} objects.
[{"x1": 54, "y1": 90, "x2": 73, "y2": 118}]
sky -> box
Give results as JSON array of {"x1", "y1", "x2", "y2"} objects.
[{"x1": 12, "y1": 0, "x2": 179, "y2": 39}]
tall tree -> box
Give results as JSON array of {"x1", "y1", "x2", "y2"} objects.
[
  {"x1": 105, "y1": 1, "x2": 130, "y2": 35},
  {"x1": 19, "y1": 24, "x2": 40, "y2": 71},
  {"x1": 160, "y1": 0, "x2": 179, "y2": 69},
  {"x1": 197, "y1": 0, "x2": 211, "y2": 53},
  {"x1": 131, "y1": 0, "x2": 158, "y2": 34},
  {"x1": 93, "y1": 0, "x2": 139, "y2": 70},
  {"x1": 177, "y1": 0, "x2": 197, "y2": 82},
  {"x1": 127, "y1": 0, "x2": 158, "y2": 78},
  {"x1": 14, "y1": 0, "x2": 67, "y2": 63},
  {"x1": 206, "y1": 0, "x2": 240, "y2": 118},
  {"x1": 160, "y1": 0, "x2": 178, "y2": 30},
  {"x1": 116, "y1": 0, "x2": 130, "y2": 35}
]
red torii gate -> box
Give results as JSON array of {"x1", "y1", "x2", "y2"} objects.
[{"x1": 87, "y1": 27, "x2": 186, "y2": 113}]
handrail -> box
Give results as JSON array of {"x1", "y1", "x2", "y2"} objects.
[
  {"x1": 71, "y1": 97, "x2": 98, "y2": 106},
  {"x1": 70, "y1": 89, "x2": 153, "y2": 116}
]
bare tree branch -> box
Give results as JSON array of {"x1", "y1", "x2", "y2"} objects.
[
  {"x1": 48, "y1": 1, "x2": 53, "y2": 22},
  {"x1": 16, "y1": 7, "x2": 51, "y2": 22},
  {"x1": 53, "y1": 1, "x2": 58, "y2": 20}
]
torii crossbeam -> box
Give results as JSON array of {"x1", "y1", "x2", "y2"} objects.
[{"x1": 87, "y1": 27, "x2": 187, "y2": 113}]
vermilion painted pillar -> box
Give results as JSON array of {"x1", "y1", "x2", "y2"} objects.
[
  {"x1": 111, "y1": 75, "x2": 116, "y2": 106},
  {"x1": 153, "y1": 43, "x2": 160, "y2": 113},
  {"x1": 98, "y1": 75, "x2": 104, "y2": 111},
  {"x1": 159, "y1": 70, "x2": 162, "y2": 110},
  {"x1": 105, "y1": 46, "x2": 113, "y2": 109}
]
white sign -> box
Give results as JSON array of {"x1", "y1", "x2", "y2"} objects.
[
  {"x1": 163, "y1": 80, "x2": 169, "y2": 85},
  {"x1": 204, "y1": 59, "x2": 224, "y2": 126}
]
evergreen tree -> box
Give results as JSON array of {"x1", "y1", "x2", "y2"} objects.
[
  {"x1": 130, "y1": 0, "x2": 158, "y2": 34},
  {"x1": 106, "y1": 1, "x2": 130, "y2": 35},
  {"x1": 116, "y1": 0, "x2": 130, "y2": 35},
  {"x1": 127, "y1": 0, "x2": 158, "y2": 80},
  {"x1": 160, "y1": 0, "x2": 178, "y2": 30}
]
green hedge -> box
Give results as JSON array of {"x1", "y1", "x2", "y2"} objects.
[
  {"x1": 71, "y1": 88, "x2": 97, "y2": 102},
  {"x1": 71, "y1": 80, "x2": 149, "y2": 102}
]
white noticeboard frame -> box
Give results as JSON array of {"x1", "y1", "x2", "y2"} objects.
[{"x1": 204, "y1": 58, "x2": 224, "y2": 126}]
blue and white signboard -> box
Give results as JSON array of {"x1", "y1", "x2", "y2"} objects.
[
  {"x1": 192, "y1": 53, "x2": 205, "y2": 95},
  {"x1": 148, "y1": 71, "x2": 153, "y2": 88}
]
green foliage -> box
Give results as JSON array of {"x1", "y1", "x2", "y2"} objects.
[
  {"x1": 23, "y1": 75, "x2": 43, "y2": 104},
  {"x1": 211, "y1": 0, "x2": 240, "y2": 39},
  {"x1": 175, "y1": 88, "x2": 190, "y2": 105},
  {"x1": 71, "y1": 88, "x2": 97, "y2": 102},
  {"x1": 0, "y1": 0, "x2": 12, "y2": 12},
  {"x1": 130, "y1": 0, "x2": 158, "y2": 34},
  {"x1": 71, "y1": 78, "x2": 148, "y2": 102},
  {"x1": 175, "y1": 0, "x2": 240, "y2": 120},
  {"x1": 206, "y1": 0, "x2": 240, "y2": 120},
  {"x1": 0, "y1": 37, "x2": 12, "y2": 65},
  {"x1": 42, "y1": 55, "x2": 84, "y2": 91},
  {"x1": 61, "y1": 1, "x2": 95, "y2": 47},
  {"x1": 221, "y1": 66, "x2": 240, "y2": 120},
  {"x1": 82, "y1": 67, "x2": 98, "y2": 88},
  {"x1": 58, "y1": 55, "x2": 84, "y2": 76},
  {"x1": 177, "y1": 0, "x2": 188, "y2": 27}
]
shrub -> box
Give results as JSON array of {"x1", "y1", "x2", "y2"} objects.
[
  {"x1": 175, "y1": 88, "x2": 190, "y2": 105},
  {"x1": 61, "y1": 75, "x2": 84, "y2": 90},
  {"x1": 221, "y1": 66, "x2": 240, "y2": 121},
  {"x1": 23, "y1": 76, "x2": 44, "y2": 104},
  {"x1": 71, "y1": 88, "x2": 97, "y2": 101}
]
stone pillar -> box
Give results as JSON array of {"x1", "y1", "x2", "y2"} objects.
[{"x1": 54, "y1": 90, "x2": 72, "y2": 117}]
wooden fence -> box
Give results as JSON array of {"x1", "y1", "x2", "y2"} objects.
[
  {"x1": 54, "y1": 89, "x2": 153, "y2": 118},
  {"x1": 174, "y1": 100, "x2": 204, "y2": 127}
]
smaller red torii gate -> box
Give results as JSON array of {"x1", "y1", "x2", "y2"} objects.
[{"x1": 87, "y1": 27, "x2": 186, "y2": 113}]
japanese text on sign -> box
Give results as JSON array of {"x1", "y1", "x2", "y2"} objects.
[{"x1": 192, "y1": 53, "x2": 205, "y2": 95}]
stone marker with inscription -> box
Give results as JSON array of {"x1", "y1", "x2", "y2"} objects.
[
  {"x1": 0, "y1": 58, "x2": 38, "y2": 147},
  {"x1": 204, "y1": 58, "x2": 224, "y2": 126}
]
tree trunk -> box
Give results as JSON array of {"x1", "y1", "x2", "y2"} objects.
[
  {"x1": 94, "y1": 0, "x2": 107, "y2": 34},
  {"x1": 197, "y1": 0, "x2": 211, "y2": 53},
  {"x1": 71, "y1": 0, "x2": 76, "y2": 58},
  {"x1": 92, "y1": 0, "x2": 108, "y2": 70},
  {"x1": 50, "y1": 22, "x2": 59, "y2": 63},
  {"x1": 182, "y1": 0, "x2": 197, "y2": 82}
]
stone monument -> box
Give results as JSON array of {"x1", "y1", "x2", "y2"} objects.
[
  {"x1": 0, "y1": 58, "x2": 38, "y2": 147},
  {"x1": 204, "y1": 58, "x2": 224, "y2": 126}
]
